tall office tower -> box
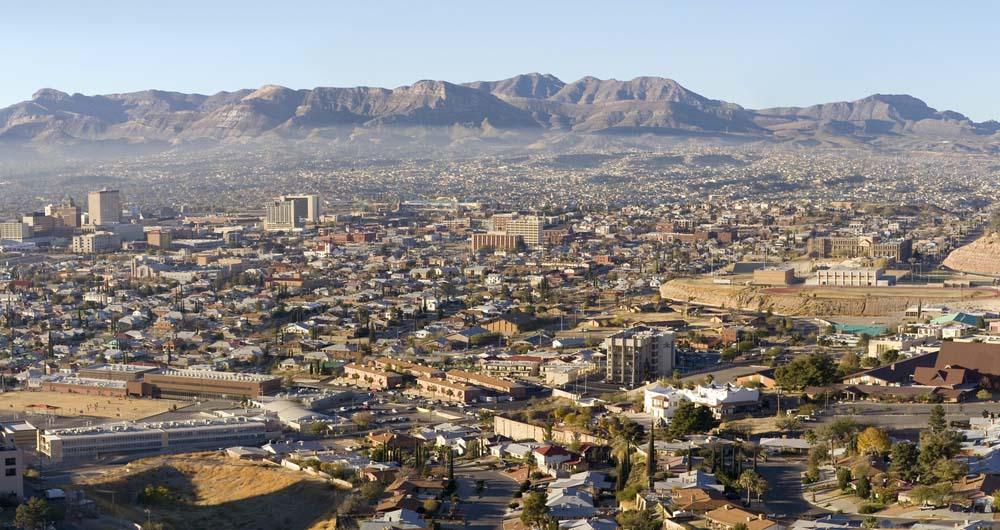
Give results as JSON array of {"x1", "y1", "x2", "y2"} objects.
[
  {"x1": 279, "y1": 194, "x2": 321, "y2": 223},
  {"x1": 46, "y1": 198, "x2": 81, "y2": 228},
  {"x1": 263, "y1": 200, "x2": 302, "y2": 231},
  {"x1": 87, "y1": 189, "x2": 121, "y2": 226},
  {"x1": 603, "y1": 326, "x2": 676, "y2": 387},
  {"x1": 506, "y1": 215, "x2": 544, "y2": 247}
]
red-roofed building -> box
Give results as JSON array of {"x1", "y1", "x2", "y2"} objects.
[{"x1": 533, "y1": 444, "x2": 576, "y2": 474}]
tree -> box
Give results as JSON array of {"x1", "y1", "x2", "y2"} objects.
[
  {"x1": 917, "y1": 430, "x2": 962, "y2": 484},
  {"x1": 774, "y1": 353, "x2": 837, "y2": 390},
  {"x1": 774, "y1": 416, "x2": 801, "y2": 433},
  {"x1": 520, "y1": 492, "x2": 550, "y2": 529},
  {"x1": 836, "y1": 467, "x2": 853, "y2": 492},
  {"x1": 817, "y1": 418, "x2": 859, "y2": 456},
  {"x1": 977, "y1": 389, "x2": 992, "y2": 401},
  {"x1": 15, "y1": 497, "x2": 51, "y2": 530},
  {"x1": 928, "y1": 404, "x2": 946, "y2": 433},
  {"x1": 856, "y1": 475, "x2": 871, "y2": 499},
  {"x1": 838, "y1": 352, "x2": 861, "y2": 375},
  {"x1": 646, "y1": 421, "x2": 656, "y2": 488},
  {"x1": 665, "y1": 401, "x2": 718, "y2": 438},
  {"x1": 909, "y1": 483, "x2": 953, "y2": 507},
  {"x1": 889, "y1": 442, "x2": 919, "y2": 482},
  {"x1": 617, "y1": 509, "x2": 661, "y2": 530},
  {"x1": 856, "y1": 427, "x2": 891, "y2": 456},
  {"x1": 738, "y1": 469, "x2": 767, "y2": 503}
]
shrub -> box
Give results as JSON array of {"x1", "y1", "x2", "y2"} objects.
[{"x1": 858, "y1": 503, "x2": 882, "y2": 514}]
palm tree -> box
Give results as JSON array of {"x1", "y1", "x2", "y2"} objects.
[{"x1": 738, "y1": 469, "x2": 767, "y2": 504}]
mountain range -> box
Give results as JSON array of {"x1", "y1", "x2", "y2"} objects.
[{"x1": 2, "y1": 73, "x2": 998, "y2": 147}]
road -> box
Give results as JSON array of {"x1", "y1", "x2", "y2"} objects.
[
  {"x1": 757, "y1": 460, "x2": 829, "y2": 521},
  {"x1": 443, "y1": 464, "x2": 519, "y2": 530}
]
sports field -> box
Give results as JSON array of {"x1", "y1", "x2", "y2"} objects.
[{"x1": 0, "y1": 391, "x2": 184, "y2": 420}]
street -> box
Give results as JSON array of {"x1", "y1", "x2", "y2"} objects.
[
  {"x1": 757, "y1": 460, "x2": 828, "y2": 521},
  {"x1": 443, "y1": 464, "x2": 519, "y2": 530}
]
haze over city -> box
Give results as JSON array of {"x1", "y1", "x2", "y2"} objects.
[{"x1": 0, "y1": 3, "x2": 999, "y2": 530}]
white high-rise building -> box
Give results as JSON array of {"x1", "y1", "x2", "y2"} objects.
[
  {"x1": 263, "y1": 200, "x2": 301, "y2": 231},
  {"x1": 280, "y1": 194, "x2": 321, "y2": 223}
]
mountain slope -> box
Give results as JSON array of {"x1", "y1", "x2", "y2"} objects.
[{"x1": 0, "y1": 75, "x2": 995, "y2": 146}]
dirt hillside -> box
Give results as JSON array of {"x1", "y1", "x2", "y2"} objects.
[{"x1": 943, "y1": 233, "x2": 1000, "y2": 276}]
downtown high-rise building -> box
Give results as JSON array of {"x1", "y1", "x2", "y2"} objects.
[
  {"x1": 263, "y1": 200, "x2": 302, "y2": 231},
  {"x1": 279, "y1": 194, "x2": 321, "y2": 223},
  {"x1": 87, "y1": 189, "x2": 121, "y2": 226}
]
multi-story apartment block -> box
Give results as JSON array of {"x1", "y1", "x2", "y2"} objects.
[
  {"x1": 604, "y1": 326, "x2": 676, "y2": 387},
  {"x1": 71, "y1": 232, "x2": 120, "y2": 253}
]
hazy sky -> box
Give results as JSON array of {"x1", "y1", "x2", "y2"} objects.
[{"x1": 3, "y1": 1, "x2": 999, "y2": 120}]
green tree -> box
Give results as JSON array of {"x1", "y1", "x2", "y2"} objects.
[
  {"x1": 774, "y1": 353, "x2": 837, "y2": 390},
  {"x1": 909, "y1": 483, "x2": 953, "y2": 507},
  {"x1": 928, "y1": 404, "x2": 946, "y2": 433},
  {"x1": 617, "y1": 509, "x2": 661, "y2": 530},
  {"x1": 917, "y1": 430, "x2": 963, "y2": 484},
  {"x1": 665, "y1": 401, "x2": 718, "y2": 438},
  {"x1": 836, "y1": 467, "x2": 853, "y2": 492},
  {"x1": 889, "y1": 442, "x2": 919, "y2": 482},
  {"x1": 15, "y1": 497, "x2": 51, "y2": 530},
  {"x1": 520, "y1": 492, "x2": 550, "y2": 529},
  {"x1": 738, "y1": 469, "x2": 767, "y2": 503},
  {"x1": 856, "y1": 475, "x2": 871, "y2": 499}
]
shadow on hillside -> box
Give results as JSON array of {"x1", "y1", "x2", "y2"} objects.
[{"x1": 80, "y1": 461, "x2": 341, "y2": 530}]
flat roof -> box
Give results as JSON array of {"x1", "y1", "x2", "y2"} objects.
[
  {"x1": 82, "y1": 363, "x2": 157, "y2": 373},
  {"x1": 150, "y1": 368, "x2": 279, "y2": 383}
]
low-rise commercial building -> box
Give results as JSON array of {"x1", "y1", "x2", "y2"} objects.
[
  {"x1": 139, "y1": 369, "x2": 282, "y2": 399},
  {"x1": 39, "y1": 416, "x2": 280, "y2": 463},
  {"x1": 815, "y1": 267, "x2": 889, "y2": 287}
]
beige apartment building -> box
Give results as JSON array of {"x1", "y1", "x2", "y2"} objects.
[
  {"x1": 71, "y1": 232, "x2": 119, "y2": 253},
  {"x1": 344, "y1": 363, "x2": 404, "y2": 390},
  {"x1": 414, "y1": 377, "x2": 481, "y2": 404}
]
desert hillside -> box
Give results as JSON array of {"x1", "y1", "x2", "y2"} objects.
[{"x1": 943, "y1": 233, "x2": 1000, "y2": 276}]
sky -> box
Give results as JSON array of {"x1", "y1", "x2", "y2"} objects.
[{"x1": 2, "y1": 1, "x2": 999, "y2": 120}]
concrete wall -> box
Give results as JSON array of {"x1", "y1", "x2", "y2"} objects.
[{"x1": 493, "y1": 416, "x2": 606, "y2": 445}]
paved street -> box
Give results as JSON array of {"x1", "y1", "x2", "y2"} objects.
[
  {"x1": 444, "y1": 465, "x2": 519, "y2": 530},
  {"x1": 757, "y1": 460, "x2": 829, "y2": 521}
]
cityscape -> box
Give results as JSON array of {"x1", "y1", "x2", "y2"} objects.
[{"x1": 2, "y1": 3, "x2": 1000, "y2": 530}]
